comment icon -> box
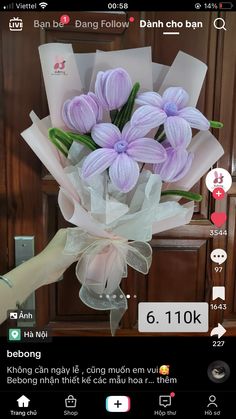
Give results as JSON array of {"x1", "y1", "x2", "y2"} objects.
[{"x1": 210, "y1": 249, "x2": 227, "y2": 265}]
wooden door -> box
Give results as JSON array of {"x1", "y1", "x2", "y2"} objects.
[{"x1": 1, "y1": 11, "x2": 235, "y2": 336}]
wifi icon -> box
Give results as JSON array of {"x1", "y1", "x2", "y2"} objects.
[{"x1": 39, "y1": 2, "x2": 48, "y2": 8}]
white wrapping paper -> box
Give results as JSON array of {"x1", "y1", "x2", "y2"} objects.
[
  {"x1": 158, "y1": 51, "x2": 208, "y2": 106},
  {"x1": 89, "y1": 47, "x2": 153, "y2": 91},
  {"x1": 39, "y1": 43, "x2": 83, "y2": 128}
]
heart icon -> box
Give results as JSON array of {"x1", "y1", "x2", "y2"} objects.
[{"x1": 211, "y1": 212, "x2": 227, "y2": 227}]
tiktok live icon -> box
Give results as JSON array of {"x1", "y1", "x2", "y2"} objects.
[
  {"x1": 205, "y1": 168, "x2": 232, "y2": 193},
  {"x1": 9, "y1": 17, "x2": 23, "y2": 31}
]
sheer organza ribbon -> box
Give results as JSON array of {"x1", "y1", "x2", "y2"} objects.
[{"x1": 64, "y1": 227, "x2": 152, "y2": 335}]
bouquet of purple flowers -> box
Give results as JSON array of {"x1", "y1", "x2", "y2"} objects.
[
  {"x1": 22, "y1": 44, "x2": 224, "y2": 334},
  {"x1": 59, "y1": 68, "x2": 210, "y2": 191}
]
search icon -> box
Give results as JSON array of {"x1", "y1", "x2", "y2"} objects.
[{"x1": 213, "y1": 18, "x2": 227, "y2": 31}]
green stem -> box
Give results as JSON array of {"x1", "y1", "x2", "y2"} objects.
[
  {"x1": 110, "y1": 110, "x2": 118, "y2": 123},
  {"x1": 113, "y1": 82, "x2": 140, "y2": 130},
  {"x1": 154, "y1": 125, "x2": 164, "y2": 140},
  {"x1": 48, "y1": 128, "x2": 99, "y2": 155},
  {"x1": 161, "y1": 190, "x2": 202, "y2": 202},
  {"x1": 49, "y1": 137, "x2": 68, "y2": 157},
  {"x1": 156, "y1": 130, "x2": 165, "y2": 141},
  {"x1": 140, "y1": 163, "x2": 145, "y2": 173},
  {"x1": 48, "y1": 128, "x2": 73, "y2": 157},
  {"x1": 67, "y1": 132, "x2": 98, "y2": 151},
  {"x1": 209, "y1": 120, "x2": 224, "y2": 128},
  {"x1": 49, "y1": 128, "x2": 73, "y2": 148}
]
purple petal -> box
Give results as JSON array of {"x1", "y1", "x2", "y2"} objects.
[
  {"x1": 154, "y1": 148, "x2": 179, "y2": 181},
  {"x1": 170, "y1": 152, "x2": 193, "y2": 182},
  {"x1": 131, "y1": 106, "x2": 166, "y2": 130},
  {"x1": 164, "y1": 116, "x2": 192, "y2": 148},
  {"x1": 105, "y1": 68, "x2": 132, "y2": 110},
  {"x1": 62, "y1": 94, "x2": 102, "y2": 133},
  {"x1": 82, "y1": 148, "x2": 117, "y2": 178},
  {"x1": 162, "y1": 87, "x2": 189, "y2": 109},
  {"x1": 95, "y1": 68, "x2": 132, "y2": 111},
  {"x1": 178, "y1": 107, "x2": 210, "y2": 130},
  {"x1": 87, "y1": 92, "x2": 103, "y2": 121},
  {"x1": 109, "y1": 153, "x2": 140, "y2": 192},
  {"x1": 122, "y1": 121, "x2": 152, "y2": 142},
  {"x1": 67, "y1": 96, "x2": 97, "y2": 133},
  {"x1": 127, "y1": 139, "x2": 167, "y2": 163},
  {"x1": 91, "y1": 123, "x2": 121, "y2": 148},
  {"x1": 136, "y1": 92, "x2": 163, "y2": 107},
  {"x1": 95, "y1": 71, "x2": 109, "y2": 109},
  {"x1": 154, "y1": 148, "x2": 192, "y2": 182},
  {"x1": 62, "y1": 99, "x2": 76, "y2": 130}
]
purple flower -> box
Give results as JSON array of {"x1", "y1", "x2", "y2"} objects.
[
  {"x1": 153, "y1": 116, "x2": 193, "y2": 182},
  {"x1": 165, "y1": 116, "x2": 192, "y2": 148},
  {"x1": 131, "y1": 86, "x2": 210, "y2": 132},
  {"x1": 95, "y1": 68, "x2": 132, "y2": 111},
  {"x1": 62, "y1": 92, "x2": 102, "y2": 134},
  {"x1": 153, "y1": 114, "x2": 193, "y2": 182},
  {"x1": 82, "y1": 122, "x2": 167, "y2": 192},
  {"x1": 153, "y1": 144, "x2": 193, "y2": 183}
]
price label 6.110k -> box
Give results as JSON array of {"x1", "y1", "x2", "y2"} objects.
[{"x1": 138, "y1": 303, "x2": 209, "y2": 333}]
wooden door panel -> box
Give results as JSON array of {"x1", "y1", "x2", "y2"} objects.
[{"x1": 148, "y1": 240, "x2": 207, "y2": 302}]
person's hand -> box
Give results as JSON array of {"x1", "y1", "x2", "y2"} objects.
[
  {"x1": 0, "y1": 229, "x2": 78, "y2": 325},
  {"x1": 37, "y1": 228, "x2": 77, "y2": 286}
]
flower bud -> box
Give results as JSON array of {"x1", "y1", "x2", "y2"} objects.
[{"x1": 95, "y1": 68, "x2": 132, "y2": 110}]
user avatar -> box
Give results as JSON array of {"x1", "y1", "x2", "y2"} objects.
[{"x1": 207, "y1": 360, "x2": 230, "y2": 383}]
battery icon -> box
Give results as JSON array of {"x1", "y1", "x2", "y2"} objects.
[{"x1": 219, "y1": 2, "x2": 233, "y2": 9}]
